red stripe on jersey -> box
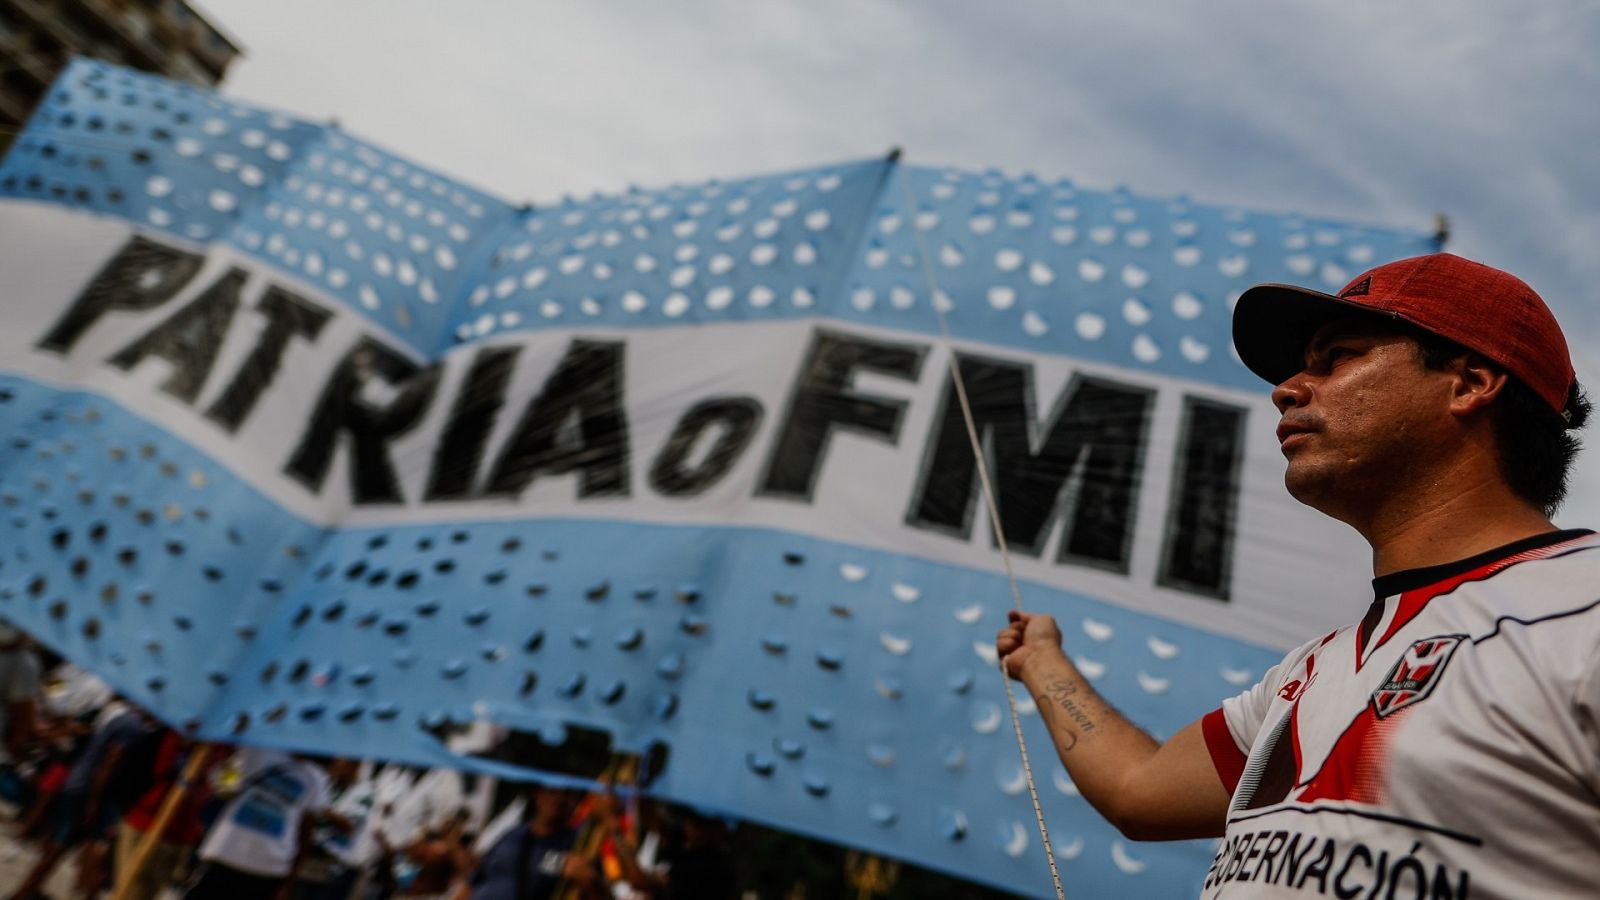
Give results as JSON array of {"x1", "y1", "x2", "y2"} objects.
[
  {"x1": 1202, "y1": 708, "x2": 1247, "y2": 794},
  {"x1": 1288, "y1": 697, "x2": 1304, "y2": 780},
  {"x1": 1361, "y1": 535, "x2": 1592, "y2": 667},
  {"x1": 1295, "y1": 705, "x2": 1414, "y2": 805}
]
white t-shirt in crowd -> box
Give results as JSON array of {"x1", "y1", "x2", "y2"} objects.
[{"x1": 200, "y1": 748, "x2": 333, "y2": 877}]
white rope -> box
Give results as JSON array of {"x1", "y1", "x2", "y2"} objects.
[{"x1": 895, "y1": 162, "x2": 1068, "y2": 900}]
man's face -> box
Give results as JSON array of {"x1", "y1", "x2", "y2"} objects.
[
  {"x1": 1271, "y1": 318, "x2": 1458, "y2": 518},
  {"x1": 531, "y1": 785, "x2": 577, "y2": 823}
]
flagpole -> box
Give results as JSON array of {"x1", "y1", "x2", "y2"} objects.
[{"x1": 111, "y1": 743, "x2": 215, "y2": 900}]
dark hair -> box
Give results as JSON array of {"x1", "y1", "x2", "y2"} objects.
[{"x1": 1408, "y1": 327, "x2": 1589, "y2": 516}]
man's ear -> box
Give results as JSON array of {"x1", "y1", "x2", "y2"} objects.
[{"x1": 1449, "y1": 353, "x2": 1508, "y2": 417}]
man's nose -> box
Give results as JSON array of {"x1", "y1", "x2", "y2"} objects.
[{"x1": 1271, "y1": 373, "x2": 1310, "y2": 413}]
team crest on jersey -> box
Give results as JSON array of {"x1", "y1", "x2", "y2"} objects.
[{"x1": 1371, "y1": 635, "x2": 1464, "y2": 718}]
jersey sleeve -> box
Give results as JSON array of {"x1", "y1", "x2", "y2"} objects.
[{"x1": 1202, "y1": 636, "x2": 1323, "y2": 794}]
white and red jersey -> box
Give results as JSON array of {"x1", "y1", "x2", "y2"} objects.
[{"x1": 1200, "y1": 530, "x2": 1600, "y2": 899}]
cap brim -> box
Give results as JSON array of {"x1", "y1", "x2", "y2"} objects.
[{"x1": 1231, "y1": 284, "x2": 1398, "y2": 386}]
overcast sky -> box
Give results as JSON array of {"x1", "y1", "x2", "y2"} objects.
[{"x1": 197, "y1": 0, "x2": 1600, "y2": 522}]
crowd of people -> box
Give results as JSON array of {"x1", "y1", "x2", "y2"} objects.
[{"x1": 0, "y1": 621, "x2": 738, "y2": 900}]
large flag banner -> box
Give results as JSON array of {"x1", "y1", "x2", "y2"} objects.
[{"x1": 0, "y1": 60, "x2": 1439, "y2": 896}]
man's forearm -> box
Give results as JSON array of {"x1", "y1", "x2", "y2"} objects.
[
  {"x1": 997, "y1": 610, "x2": 1231, "y2": 840},
  {"x1": 1016, "y1": 649, "x2": 1159, "y2": 825}
]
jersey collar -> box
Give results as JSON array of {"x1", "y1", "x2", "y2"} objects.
[{"x1": 1370, "y1": 528, "x2": 1596, "y2": 599}]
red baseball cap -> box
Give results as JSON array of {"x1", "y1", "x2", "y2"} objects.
[{"x1": 1232, "y1": 252, "x2": 1575, "y2": 416}]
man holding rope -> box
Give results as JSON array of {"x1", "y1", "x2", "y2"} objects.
[{"x1": 997, "y1": 253, "x2": 1600, "y2": 898}]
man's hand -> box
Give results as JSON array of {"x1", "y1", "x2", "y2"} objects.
[
  {"x1": 994, "y1": 608, "x2": 1231, "y2": 841},
  {"x1": 996, "y1": 610, "x2": 1066, "y2": 679}
]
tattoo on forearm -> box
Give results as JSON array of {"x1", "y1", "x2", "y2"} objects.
[{"x1": 1043, "y1": 678, "x2": 1099, "y2": 752}]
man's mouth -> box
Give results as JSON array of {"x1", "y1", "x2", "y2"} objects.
[{"x1": 1276, "y1": 421, "x2": 1315, "y2": 446}]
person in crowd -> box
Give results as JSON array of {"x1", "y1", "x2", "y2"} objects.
[
  {"x1": 0, "y1": 620, "x2": 42, "y2": 806},
  {"x1": 6, "y1": 701, "x2": 159, "y2": 900},
  {"x1": 593, "y1": 797, "x2": 738, "y2": 900},
  {"x1": 8, "y1": 660, "x2": 114, "y2": 830},
  {"x1": 348, "y1": 793, "x2": 406, "y2": 900},
  {"x1": 10, "y1": 665, "x2": 115, "y2": 840},
  {"x1": 183, "y1": 749, "x2": 348, "y2": 900},
  {"x1": 294, "y1": 759, "x2": 377, "y2": 900},
  {"x1": 115, "y1": 731, "x2": 221, "y2": 900},
  {"x1": 457, "y1": 785, "x2": 594, "y2": 900},
  {"x1": 397, "y1": 808, "x2": 474, "y2": 900},
  {"x1": 329, "y1": 763, "x2": 426, "y2": 900}
]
